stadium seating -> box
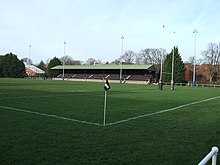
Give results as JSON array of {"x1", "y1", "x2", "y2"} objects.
[{"x1": 58, "y1": 73, "x2": 155, "y2": 84}]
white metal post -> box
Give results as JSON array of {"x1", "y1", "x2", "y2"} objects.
[
  {"x1": 198, "y1": 146, "x2": 218, "y2": 165},
  {"x1": 212, "y1": 153, "x2": 218, "y2": 165},
  {"x1": 120, "y1": 35, "x2": 124, "y2": 83},
  {"x1": 193, "y1": 29, "x2": 198, "y2": 86},
  {"x1": 62, "y1": 41, "x2": 66, "y2": 81},
  {"x1": 171, "y1": 32, "x2": 175, "y2": 90},
  {"x1": 28, "y1": 45, "x2": 31, "y2": 79},
  {"x1": 103, "y1": 91, "x2": 107, "y2": 126},
  {"x1": 159, "y1": 25, "x2": 165, "y2": 90}
]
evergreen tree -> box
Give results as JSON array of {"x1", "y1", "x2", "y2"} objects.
[
  {"x1": 163, "y1": 47, "x2": 186, "y2": 83},
  {"x1": 48, "y1": 57, "x2": 62, "y2": 78},
  {"x1": 0, "y1": 53, "x2": 25, "y2": 78},
  {"x1": 0, "y1": 56, "x2": 3, "y2": 77},
  {"x1": 37, "y1": 60, "x2": 47, "y2": 72},
  {"x1": 37, "y1": 60, "x2": 47, "y2": 77}
]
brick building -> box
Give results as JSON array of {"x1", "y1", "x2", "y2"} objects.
[
  {"x1": 185, "y1": 63, "x2": 220, "y2": 83},
  {"x1": 25, "y1": 63, "x2": 45, "y2": 77}
]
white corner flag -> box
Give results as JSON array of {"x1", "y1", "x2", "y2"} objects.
[
  {"x1": 103, "y1": 79, "x2": 110, "y2": 126},
  {"x1": 104, "y1": 79, "x2": 110, "y2": 91}
]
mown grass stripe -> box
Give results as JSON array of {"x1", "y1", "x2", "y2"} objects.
[
  {"x1": 106, "y1": 95, "x2": 220, "y2": 126},
  {"x1": 1, "y1": 95, "x2": 220, "y2": 127},
  {"x1": 0, "y1": 105, "x2": 102, "y2": 126}
]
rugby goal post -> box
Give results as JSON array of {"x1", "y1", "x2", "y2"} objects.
[{"x1": 198, "y1": 146, "x2": 218, "y2": 165}]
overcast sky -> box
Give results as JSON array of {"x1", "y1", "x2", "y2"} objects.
[{"x1": 1, "y1": 0, "x2": 220, "y2": 64}]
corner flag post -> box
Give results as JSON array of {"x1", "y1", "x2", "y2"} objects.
[
  {"x1": 103, "y1": 90, "x2": 107, "y2": 126},
  {"x1": 103, "y1": 79, "x2": 110, "y2": 126}
]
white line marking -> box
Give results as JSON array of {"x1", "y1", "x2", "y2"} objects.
[
  {"x1": 1, "y1": 96, "x2": 220, "y2": 127},
  {"x1": 0, "y1": 105, "x2": 102, "y2": 126},
  {"x1": 0, "y1": 93, "x2": 102, "y2": 100},
  {"x1": 106, "y1": 95, "x2": 220, "y2": 126},
  {"x1": 0, "y1": 93, "x2": 99, "y2": 100}
]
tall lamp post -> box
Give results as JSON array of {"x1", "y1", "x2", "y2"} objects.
[
  {"x1": 28, "y1": 45, "x2": 31, "y2": 79},
  {"x1": 159, "y1": 25, "x2": 165, "y2": 90},
  {"x1": 171, "y1": 32, "x2": 175, "y2": 90},
  {"x1": 193, "y1": 29, "x2": 198, "y2": 87},
  {"x1": 62, "y1": 41, "x2": 66, "y2": 81},
  {"x1": 119, "y1": 35, "x2": 124, "y2": 83}
]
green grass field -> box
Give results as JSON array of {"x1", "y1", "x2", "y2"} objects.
[{"x1": 0, "y1": 78, "x2": 220, "y2": 165}]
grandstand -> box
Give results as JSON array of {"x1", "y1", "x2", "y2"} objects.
[{"x1": 51, "y1": 64, "x2": 157, "y2": 84}]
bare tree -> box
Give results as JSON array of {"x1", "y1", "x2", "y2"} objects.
[
  {"x1": 197, "y1": 58, "x2": 204, "y2": 65},
  {"x1": 110, "y1": 59, "x2": 120, "y2": 65},
  {"x1": 60, "y1": 55, "x2": 82, "y2": 65},
  {"x1": 120, "y1": 50, "x2": 135, "y2": 64},
  {"x1": 201, "y1": 43, "x2": 220, "y2": 82},
  {"x1": 73, "y1": 60, "x2": 82, "y2": 65},
  {"x1": 138, "y1": 48, "x2": 166, "y2": 64},
  {"x1": 21, "y1": 57, "x2": 32, "y2": 65},
  {"x1": 186, "y1": 56, "x2": 195, "y2": 64},
  {"x1": 60, "y1": 55, "x2": 74, "y2": 65},
  {"x1": 139, "y1": 48, "x2": 151, "y2": 64},
  {"x1": 86, "y1": 58, "x2": 101, "y2": 65},
  {"x1": 151, "y1": 49, "x2": 163, "y2": 64},
  {"x1": 186, "y1": 56, "x2": 203, "y2": 64},
  {"x1": 135, "y1": 53, "x2": 142, "y2": 64}
]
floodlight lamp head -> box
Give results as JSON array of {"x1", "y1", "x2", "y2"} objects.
[{"x1": 193, "y1": 29, "x2": 198, "y2": 33}]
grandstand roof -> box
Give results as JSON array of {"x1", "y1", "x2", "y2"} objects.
[{"x1": 51, "y1": 64, "x2": 156, "y2": 71}]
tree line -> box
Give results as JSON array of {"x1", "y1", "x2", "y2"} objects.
[
  {"x1": 0, "y1": 53, "x2": 26, "y2": 78},
  {"x1": 0, "y1": 42, "x2": 219, "y2": 83},
  {"x1": 34, "y1": 47, "x2": 186, "y2": 83}
]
